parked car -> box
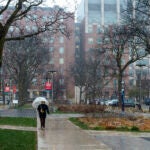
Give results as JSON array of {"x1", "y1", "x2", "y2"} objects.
[
  {"x1": 98, "y1": 99, "x2": 106, "y2": 105},
  {"x1": 106, "y1": 98, "x2": 136, "y2": 107},
  {"x1": 105, "y1": 99, "x2": 118, "y2": 106},
  {"x1": 144, "y1": 98, "x2": 150, "y2": 105},
  {"x1": 0, "y1": 98, "x2": 3, "y2": 104},
  {"x1": 89, "y1": 99, "x2": 100, "y2": 105},
  {"x1": 124, "y1": 99, "x2": 135, "y2": 107}
]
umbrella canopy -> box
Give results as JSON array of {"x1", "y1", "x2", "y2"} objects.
[{"x1": 32, "y1": 97, "x2": 49, "y2": 108}]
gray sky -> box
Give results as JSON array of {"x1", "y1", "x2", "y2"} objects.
[{"x1": 43, "y1": 0, "x2": 81, "y2": 11}]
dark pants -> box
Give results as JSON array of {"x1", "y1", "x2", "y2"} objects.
[{"x1": 40, "y1": 117, "x2": 45, "y2": 128}]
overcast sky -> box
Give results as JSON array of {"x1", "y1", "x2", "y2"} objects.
[{"x1": 42, "y1": 0, "x2": 81, "y2": 11}]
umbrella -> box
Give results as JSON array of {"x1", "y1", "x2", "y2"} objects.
[{"x1": 32, "y1": 97, "x2": 49, "y2": 108}]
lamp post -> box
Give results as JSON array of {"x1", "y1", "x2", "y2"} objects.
[
  {"x1": 47, "y1": 70, "x2": 56, "y2": 110},
  {"x1": 136, "y1": 63, "x2": 146, "y2": 105},
  {"x1": 121, "y1": 81, "x2": 125, "y2": 112}
]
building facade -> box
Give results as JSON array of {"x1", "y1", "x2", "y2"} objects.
[
  {"x1": 76, "y1": 0, "x2": 150, "y2": 100},
  {"x1": 1, "y1": 6, "x2": 75, "y2": 103}
]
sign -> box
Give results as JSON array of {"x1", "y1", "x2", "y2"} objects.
[
  {"x1": 45, "y1": 82, "x2": 52, "y2": 90},
  {"x1": 12, "y1": 85, "x2": 17, "y2": 93},
  {"x1": 5, "y1": 86, "x2": 10, "y2": 92},
  {"x1": 13, "y1": 100, "x2": 18, "y2": 104}
]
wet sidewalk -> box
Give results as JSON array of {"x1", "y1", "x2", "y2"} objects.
[{"x1": 37, "y1": 114, "x2": 110, "y2": 150}]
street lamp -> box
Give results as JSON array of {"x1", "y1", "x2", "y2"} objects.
[
  {"x1": 121, "y1": 81, "x2": 125, "y2": 112},
  {"x1": 47, "y1": 70, "x2": 56, "y2": 110},
  {"x1": 136, "y1": 63, "x2": 146, "y2": 105}
]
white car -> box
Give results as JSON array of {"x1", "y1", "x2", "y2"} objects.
[{"x1": 105, "y1": 99, "x2": 118, "y2": 106}]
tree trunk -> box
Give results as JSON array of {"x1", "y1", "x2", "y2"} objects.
[{"x1": 0, "y1": 37, "x2": 5, "y2": 67}]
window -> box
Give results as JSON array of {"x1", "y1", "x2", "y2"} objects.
[
  {"x1": 88, "y1": 38, "x2": 94, "y2": 44},
  {"x1": 0, "y1": 15, "x2": 3, "y2": 20},
  {"x1": 88, "y1": 4, "x2": 101, "y2": 11},
  {"x1": 59, "y1": 58, "x2": 64, "y2": 64},
  {"x1": 60, "y1": 67, "x2": 64, "y2": 75},
  {"x1": 32, "y1": 26, "x2": 38, "y2": 32},
  {"x1": 121, "y1": 59, "x2": 125, "y2": 65},
  {"x1": 33, "y1": 15, "x2": 37, "y2": 19},
  {"x1": 59, "y1": 79, "x2": 64, "y2": 85},
  {"x1": 97, "y1": 37, "x2": 102, "y2": 44},
  {"x1": 75, "y1": 36, "x2": 80, "y2": 42},
  {"x1": 88, "y1": 26, "x2": 93, "y2": 33},
  {"x1": 43, "y1": 38, "x2": 48, "y2": 43},
  {"x1": 49, "y1": 47, "x2": 54, "y2": 52},
  {"x1": 49, "y1": 58, "x2": 54, "y2": 64},
  {"x1": 15, "y1": 28, "x2": 20, "y2": 33},
  {"x1": 59, "y1": 15, "x2": 64, "y2": 22},
  {"x1": 129, "y1": 70, "x2": 134, "y2": 76},
  {"x1": 25, "y1": 26, "x2": 31, "y2": 32},
  {"x1": 59, "y1": 47, "x2": 64, "y2": 54},
  {"x1": 9, "y1": 27, "x2": 14, "y2": 32},
  {"x1": 104, "y1": 0, "x2": 117, "y2": 24},
  {"x1": 129, "y1": 79, "x2": 134, "y2": 86},
  {"x1": 42, "y1": 16, "x2": 47, "y2": 21},
  {"x1": 32, "y1": 78, "x2": 37, "y2": 85},
  {"x1": 59, "y1": 36, "x2": 64, "y2": 43},
  {"x1": 50, "y1": 37, "x2": 54, "y2": 43}
]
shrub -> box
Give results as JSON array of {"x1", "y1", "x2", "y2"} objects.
[
  {"x1": 130, "y1": 126, "x2": 139, "y2": 131},
  {"x1": 105, "y1": 125, "x2": 116, "y2": 130},
  {"x1": 116, "y1": 126, "x2": 129, "y2": 131},
  {"x1": 57, "y1": 104, "x2": 105, "y2": 113},
  {"x1": 93, "y1": 126, "x2": 104, "y2": 130}
]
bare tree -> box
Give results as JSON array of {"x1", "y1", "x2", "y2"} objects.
[
  {"x1": 3, "y1": 36, "x2": 49, "y2": 105},
  {"x1": 84, "y1": 48, "x2": 115, "y2": 101},
  {"x1": 70, "y1": 55, "x2": 86, "y2": 103},
  {"x1": 71, "y1": 46, "x2": 116, "y2": 104},
  {"x1": 103, "y1": 24, "x2": 148, "y2": 111},
  {"x1": 122, "y1": 0, "x2": 150, "y2": 54},
  {"x1": 0, "y1": 0, "x2": 74, "y2": 67}
]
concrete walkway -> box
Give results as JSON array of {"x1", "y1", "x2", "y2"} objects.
[
  {"x1": 0, "y1": 124, "x2": 36, "y2": 131},
  {"x1": 37, "y1": 114, "x2": 111, "y2": 150}
]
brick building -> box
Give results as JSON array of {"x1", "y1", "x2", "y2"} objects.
[
  {"x1": 1, "y1": 6, "x2": 75, "y2": 102},
  {"x1": 75, "y1": 0, "x2": 140, "y2": 101}
]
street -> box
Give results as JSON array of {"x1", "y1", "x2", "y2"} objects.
[{"x1": 87, "y1": 131, "x2": 150, "y2": 150}]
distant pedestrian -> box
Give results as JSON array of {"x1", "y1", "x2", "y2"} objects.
[
  {"x1": 137, "y1": 103, "x2": 143, "y2": 112},
  {"x1": 37, "y1": 101, "x2": 49, "y2": 129}
]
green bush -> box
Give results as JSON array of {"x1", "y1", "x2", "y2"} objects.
[
  {"x1": 116, "y1": 126, "x2": 129, "y2": 131},
  {"x1": 93, "y1": 126, "x2": 104, "y2": 130},
  {"x1": 130, "y1": 126, "x2": 139, "y2": 131}
]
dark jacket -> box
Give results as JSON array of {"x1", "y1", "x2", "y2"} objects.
[{"x1": 37, "y1": 104, "x2": 49, "y2": 118}]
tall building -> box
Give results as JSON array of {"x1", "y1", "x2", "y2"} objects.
[
  {"x1": 29, "y1": 7, "x2": 75, "y2": 101},
  {"x1": 76, "y1": 0, "x2": 150, "y2": 100},
  {"x1": 78, "y1": 0, "x2": 127, "y2": 31},
  {"x1": 76, "y1": 0, "x2": 134, "y2": 99}
]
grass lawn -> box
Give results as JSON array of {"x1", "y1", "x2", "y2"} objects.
[
  {"x1": 0, "y1": 117, "x2": 37, "y2": 150},
  {"x1": 0, "y1": 129, "x2": 37, "y2": 150},
  {"x1": 0, "y1": 117, "x2": 37, "y2": 127}
]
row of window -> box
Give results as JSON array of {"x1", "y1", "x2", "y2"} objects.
[
  {"x1": 8, "y1": 26, "x2": 38, "y2": 33},
  {"x1": 88, "y1": 37, "x2": 103, "y2": 44},
  {"x1": 0, "y1": 14, "x2": 64, "y2": 22},
  {"x1": 43, "y1": 36, "x2": 64, "y2": 44},
  {"x1": 49, "y1": 47, "x2": 64, "y2": 54},
  {"x1": 32, "y1": 78, "x2": 64, "y2": 86},
  {"x1": 49, "y1": 58, "x2": 64, "y2": 65}
]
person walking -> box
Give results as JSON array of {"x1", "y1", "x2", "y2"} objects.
[{"x1": 37, "y1": 101, "x2": 50, "y2": 129}]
